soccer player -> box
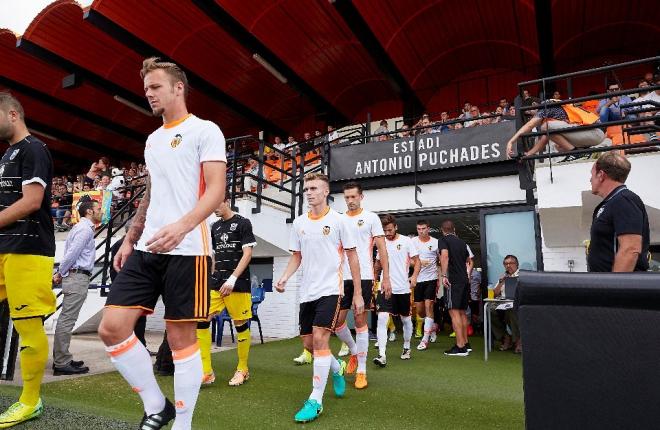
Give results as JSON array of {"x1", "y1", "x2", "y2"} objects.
[
  {"x1": 412, "y1": 220, "x2": 439, "y2": 351},
  {"x1": 334, "y1": 182, "x2": 391, "y2": 389},
  {"x1": 373, "y1": 215, "x2": 420, "y2": 366},
  {"x1": 276, "y1": 173, "x2": 363, "y2": 423},
  {"x1": 98, "y1": 58, "x2": 226, "y2": 430},
  {"x1": 440, "y1": 220, "x2": 472, "y2": 356},
  {"x1": 0, "y1": 93, "x2": 57, "y2": 427},
  {"x1": 197, "y1": 196, "x2": 256, "y2": 386}
]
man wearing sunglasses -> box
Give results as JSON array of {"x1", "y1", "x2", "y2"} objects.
[{"x1": 597, "y1": 83, "x2": 633, "y2": 123}]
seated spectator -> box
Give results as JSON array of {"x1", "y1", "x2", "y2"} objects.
[
  {"x1": 491, "y1": 106, "x2": 505, "y2": 123},
  {"x1": 313, "y1": 130, "x2": 323, "y2": 145},
  {"x1": 52, "y1": 184, "x2": 72, "y2": 230},
  {"x1": 465, "y1": 106, "x2": 482, "y2": 127},
  {"x1": 398, "y1": 124, "x2": 411, "y2": 138},
  {"x1": 598, "y1": 82, "x2": 634, "y2": 123},
  {"x1": 552, "y1": 91, "x2": 562, "y2": 100},
  {"x1": 506, "y1": 106, "x2": 516, "y2": 119},
  {"x1": 459, "y1": 102, "x2": 472, "y2": 120},
  {"x1": 489, "y1": 255, "x2": 521, "y2": 353},
  {"x1": 373, "y1": 120, "x2": 389, "y2": 141},
  {"x1": 272, "y1": 136, "x2": 286, "y2": 154},
  {"x1": 326, "y1": 125, "x2": 339, "y2": 144},
  {"x1": 96, "y1": 174, "x2": 111, "y2": 191},
  {"x1": 635, "y1": 73, "x2": 660, "y2": 108},
  {"x1": 644, "y1": 71, "x2": 654, "y2": 85},
  {"x1": 85, "y1": 157, "x2": 110, "y2": 184},
  {"x1": 506, "y1": 99, "x2": 605, "y2": 158},
  {"x1": 498, "y1": 97, "x2": 510, "y2": 115},
  {"x1": 413, "y1": 113, "x2": 432, "y2": 134},
  {"x1": 303, "y1": 132, "x2": 312, "y2": 142}
]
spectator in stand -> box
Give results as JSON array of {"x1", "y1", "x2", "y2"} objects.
[
  {"x1": 398, "y1": 124, "x2": 411, "y2": 138},
  {"x1": 82, "y1": 183, "x2": 92, "y2": 192},
  {"x1": 635, "y1": 74, "x2": 660, "y2": 107},
  {"x1": 313, "y1": 130, "x2": 323, "y2": 145},
  {"x1": 552, "y1": 91, "x2": 562, "y2": 100},
  {"x1": 465, "y1": 106, "x2": 483, "y2": 127},
  {"x1": 507, "y1": 106, "x2": 516, "y2": 119},
  {"x1": 491, "y1": 106, "x2": 504, "y2": 123},
  {"x1": 413, "y1": 114, "x2": 432, "y2": 135},
  {"x1": 636, "y1": 80, "x2": 649, "y2": 98},
  {"x1": 506, "y1": 99, "x2": 605, "y2": 159},
  {"x1": 326, "y1": 125, "x2": 339, "y2": 144},
  {"x1": 459, "y1": 102, "x2": 473, "y2": 120},
  {"x1": 437, "y1": 111, "x2": 451, "y2": 132},
  {"x1": 272, "y1": 136, "x2": 285, "y2": 153},
  {"x1": 598, "y1": 82, "x2": 633, "y2": 123},
  {"x1": 644, "y1": 71, "x2": 654, "y2": 85},
  {"x1": 303, "y1": 132, "x2": 312, "y2": 142},
  {"x1": 96, "y1": 174, "x2": 111, "y2": 191},
  {"x1": 85, "y1": 157, "x2": 110, "y2": 185},
  {"x1": 373, "y1": 120, "x2": 389, "y2": 141},
  {"x1": 499, "y1": 98, "x2": 510, "y2": 115}
]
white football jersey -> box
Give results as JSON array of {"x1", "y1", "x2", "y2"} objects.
[
  {"x1": 290, "y1": 207, "x2": 356, "y2": 303},
  {"x1": 342, "y1": 209, "x2": 384, "y2": 281},
  {"x1": 136, "y1": 114, "x2": 226, "y2": 256},
  {"x1": 377, "y1": 234, "x2": 418, "y2": 294},
  {"x1": 412, "y1": 236, "x2": 439, "y2": 282}
]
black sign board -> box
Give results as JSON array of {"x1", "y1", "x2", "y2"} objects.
[{"x1": 329, "y1": 122, "x2": 515, "y2": 181}]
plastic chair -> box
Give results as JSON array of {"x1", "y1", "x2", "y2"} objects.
[
  {"x1": 250, "y1": 284, "x2": 266, "y2": 344},
  {"x1": 211, "y1": 309, "x2": 234, "y2": 347}
]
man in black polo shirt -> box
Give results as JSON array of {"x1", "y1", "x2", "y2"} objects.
[
  {"x1": 0, "y1": 92, "x2": 56, "y2": 427},
  {"x1": 439, "y1": 220, "x2": 472, "y2": 356},
  {"x1": 588, "y1": 152, "x2": 649, "y2": 272},
  {"x1": 197, "y1": 196, "x2": 256, "y2": 386}
]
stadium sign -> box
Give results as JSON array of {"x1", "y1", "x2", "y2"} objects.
[{"x1": 329, "y1": 121, "x2": 515, "y2": 180}]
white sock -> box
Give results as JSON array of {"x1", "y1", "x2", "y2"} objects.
[
  {"x1": 171, "y1": 345, "x2": 203, "y2": 430},
  {"x1": 422, "y1": 317, "x2": 434, "y2": 342},
  {"x1": 377, "y1": 312, "x2": 389, "y2": 357},
  {"x1": 330, "y1": 354, "x2": 341, "y2": 374},
  {"x1": 402, "y1": 316, "x2": 413, "y2": 349},
  {"x1": 106, "y1": 333, "x2": 165, "y2": 416},
  {"x1": 310, "y1": 352, "x2": 331, "y2": 403},
  {"x1": 355, "y1": 326, "x2": 369, "y2": 373},
  {"x1": 335, "y1": 323, "x2": 357, "y2": 355}
]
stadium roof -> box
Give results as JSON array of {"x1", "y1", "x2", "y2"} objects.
[{"x1": 0, "y1": 0, "x2": 658, "y2": 170}]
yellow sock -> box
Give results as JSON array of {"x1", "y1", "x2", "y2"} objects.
[
  {"x1": 387, "y1": 316, "x2": 395, "y2": 332},
  {"x1": 196, "y1": 328, "x2": 213, "y2": 375},
  {"x1": 416, "y1": 315, "x2": 423, "y2": 332},
  {"x1": 13, "y1": 318, "x2": 48, "y2": 406},
  {"x1": 236, "y1": 325, "x2": 251, "y2": 372}
]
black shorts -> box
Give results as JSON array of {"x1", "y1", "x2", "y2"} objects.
[
  {"x1": 340, "y1": 280, "x2": 374, "y2": 310},
  {"x1": 375, "y1": 292, "x2": 411, "y2": 317},
  {"x1": 299, "y1": 295, "x2": 341, "y2": 336},
  {"x1": 106, "y1": 250, "x2": 211, "y2": 322},
  {"x1": 446, "y1": 282, "x2": 469, "y2": 310},
  {"x1": 414, "y1": 280, "x2": 437, "y2": 302}
]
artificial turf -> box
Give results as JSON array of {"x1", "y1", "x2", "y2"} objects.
[{"x1": 0, "y1": 335, "x2": 524, "y2": 429}]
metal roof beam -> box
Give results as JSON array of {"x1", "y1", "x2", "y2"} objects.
[
  {"x1": 534, "y1": 0, "x2": 556, "y2": 80},
  {"x1": 25, "y1": 119, "x2": 138, "y2": 161},
  {"x1": 190, "y1": 0, "x2": 349, "y2": 125},
  {"x1": 17, "y1": 38, "x2": 151, "y2": 116},
  {"x1": 0, "y1": 76, "x2": 146, "y2": 142},
  {"x1": 83, "y1": 9, "x2": 287, "y2": 137},
  {"x1": 331, "y1": 0, "x2": 426, "y2": 118}
]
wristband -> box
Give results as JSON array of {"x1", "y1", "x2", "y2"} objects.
[{"x1": 226, "y1": 275, "x2": 238, "y2": 286}]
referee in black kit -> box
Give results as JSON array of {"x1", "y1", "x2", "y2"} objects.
[{"x1": 587, "y1": 152, "x2": 650, "y2": 272}]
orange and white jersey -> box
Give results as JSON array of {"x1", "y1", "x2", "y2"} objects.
[
  {"x1": 377, "y1": 234, "x2": 418, "y2": 294},
  {"x1": 290, "y1": 207, "x2": 356, "y2": 303},
  {"x1": 341, "y1": 208, "x2": 384, "y2": 281},
  {"x1": 136, "y1": 114, "x2": 226, "y2": 256},
  {"x1": 412, "y1": 236, "x2": 439, "y2": 282}
]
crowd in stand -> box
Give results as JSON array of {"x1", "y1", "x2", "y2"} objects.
[{"x1": 50, "y1": 157, "x2": 147, "y2": 231}]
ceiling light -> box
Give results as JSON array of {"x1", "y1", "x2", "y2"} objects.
[
  {"x1": 253, "y1": 53, "x2": 288, "y2": 84},
  {"x1": 113, "y1": 95, "x2": 152, "y2": 117}
]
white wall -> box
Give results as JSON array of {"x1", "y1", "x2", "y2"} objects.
[{"x1": 331, "y1": 175, "x2": 526, "y2": 213}]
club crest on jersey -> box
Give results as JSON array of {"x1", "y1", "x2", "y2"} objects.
[
  {"x1": 357, "y1": 219, "x2": 364, "y2": 227},
  {"x1": 428, "y1": 245, "x2": 432, "y2": 250},
  {"x1": 9, "y1": 149, "x2": 19, "y2": 160},
  {"x1": 396, "y1": 244, "x2": 402, "y2": 250},
  {"x1": 170, "y1": 134, "x2": 183, "y2": 148},
  {"x1": 323, "y1": 226, "x2": 331, "y2": 235},
  {"x1": 220, "y1": 233, "x2": 229, "y2": 243},
  {"x1": 230, "y1": 223, "x2": 238, "y2": 231},
  {"x1": 596, "y1": 207, "x2": 605, "y2": 218}
]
